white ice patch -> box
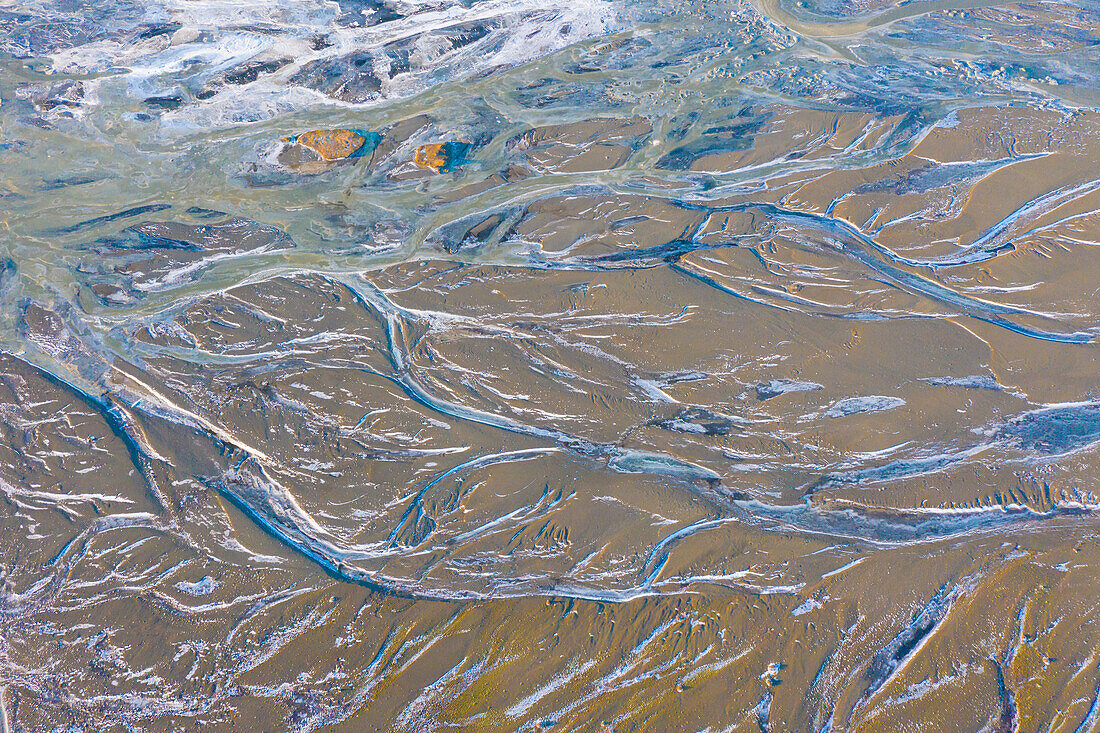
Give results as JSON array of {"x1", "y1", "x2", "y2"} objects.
[
  {"x1": 756, "y1": 378, "x2": 822, "y2": 399},
  {"x1": 823, "y1": 395, "x2": 905, "y2": 418},
  {"x1": 174, "y1": 575, "x2": 220, "y2": 596},
  {"x1": 920, "y1": 374, "x2": 1002, "y2": 391}
]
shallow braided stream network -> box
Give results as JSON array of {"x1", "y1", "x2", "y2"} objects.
[{"x1": 1, "y1": 0, "x2": 1100, "y2": 730}]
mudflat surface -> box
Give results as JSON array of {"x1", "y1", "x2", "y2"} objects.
[{"x1": 1, "y1": 0, "x2": 1100, "y2": 730}]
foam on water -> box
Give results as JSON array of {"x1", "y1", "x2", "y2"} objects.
[{"x1": 30, "y1": 0, "x2": 621, "y2": 131}]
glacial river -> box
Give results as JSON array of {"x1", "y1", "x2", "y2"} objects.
[{"x1": 1, "y1": 0, "x2": 1099, "y2": 729}]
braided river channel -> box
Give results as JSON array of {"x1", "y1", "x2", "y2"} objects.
[{"x1": 1, "y1": 0, "x2": 1100, "y2": 729}]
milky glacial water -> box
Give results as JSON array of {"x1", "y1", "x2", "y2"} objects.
[{"x1": 2, "y1": 0, "x2": 1100, "y2": 730}]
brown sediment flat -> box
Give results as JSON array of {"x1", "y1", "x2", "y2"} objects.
[
  {"x1": 7, "y1": 100, "x2": 1100, "y2": 727},
  {"x1": 509, "y1": 117, "x2": 652, "y2": 173},
  {"x1": 3, "y1": 1, "x2": 1100, "y2": 729}
]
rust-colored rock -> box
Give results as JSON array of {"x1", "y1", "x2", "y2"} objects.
[
  {"x1": 296, "y1": 128, "x2": 368, "y2": 160},
  {"x1": 414, "y1": 143, "x2": 448, "y2": 172},
  {"x1": 414, "y1": 141, "x2": 472, "y2": 173}
]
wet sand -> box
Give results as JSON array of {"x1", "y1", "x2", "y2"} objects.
[{"x1": 2, "y1": 0, "x2": 1100, "y2": 730}]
